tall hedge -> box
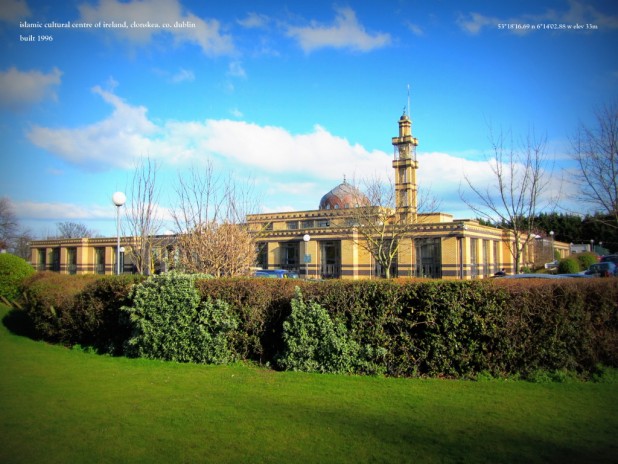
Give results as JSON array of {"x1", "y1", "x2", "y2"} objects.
[
  {"x1": 21, "y1": 272, "x2": 102, "y2": 342},
  {"x1": 15, "y1": 272, "x2": 618, "y2": 379}
]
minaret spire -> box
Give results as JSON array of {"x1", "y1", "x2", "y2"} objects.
[
  {"x1": 407, "y1": 84, "x2": 410, "y2": 118},
  {"x1": 392, "y1": 103, "x2": 419, "y2": 224}
]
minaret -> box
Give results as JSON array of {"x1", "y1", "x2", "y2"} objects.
[{"x1": 391, "y1": 108, "x2": 419, "y2": 223}]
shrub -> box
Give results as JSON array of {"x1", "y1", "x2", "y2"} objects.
[
  {"x1": 0, "y1": 253, "x2": 34, "y2": 301},
  {"x1": 124, "y1": 272, "x2": 238, "y2": 364},
  {"x1": 557, "y1": 257, "x2": 580, "y2": 274},
  {"x1": 575, "y1": 252, "x2": 598, "y2": 271},
  {"x1": 21, "y1": 272, "x2": 101, "y2": 342},
  {"x1": 195, "y1": 278, "x2": 301, "y2": 363},
  {"x1": 277, "y1": 287, "x2": 358, "y2": 374},
  {"x1": 69, "y1": 274, "x2": 145, "y2": 354}
]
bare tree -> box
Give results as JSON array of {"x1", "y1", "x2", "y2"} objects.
[
  {"x1": 55, "y1": 221, "x2": 95, "y2": 239},
  {"x1": 0, "y1": 197, "x2": 18, "y2": 251},
  {"x1": 11, "y1": 228, "x2": 34, "y2": 260},
  {"x1": 571, "y1": 102, "x2": 618, "y2": 229},
  {"x1": 460, "y1": 128, "x2": 553, "y2": 272},
  {"x1": 174, "y1": 221, "x2": 256, "y2": 277},
  {"x1": 170, "y1": 161, "x2": 259, "y2": 276},
  {"x1": 0, "y1": 197, "x2": 33, "y2": 258},
  {"x1": 123, "y1": 156, "x2": 162, "y2": 275},
  {"x1": 346, "y1": 176, "x2": 440, "y2": 278}
]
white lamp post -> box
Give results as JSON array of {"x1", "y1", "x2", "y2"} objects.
[
  {"x1": 112, "y1": 192, "x2": 126, "y2": 275},
  {"x1": 303, "y1": 234, "x2": 311, "y2": 279},
  {"x1": 549, "y1": 230, "x2": 554, "y2": 262}
]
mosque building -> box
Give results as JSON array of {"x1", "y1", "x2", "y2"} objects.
[
  {"x1": 29, "y1": 111, "x2": 569, "y2": 278},
  {"x1": 245, "y1": 110, "x2": 569, "y2": 279}
]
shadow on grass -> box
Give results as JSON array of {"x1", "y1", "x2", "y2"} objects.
[
  {"x1": 280, "y1": 398, "x2": 617, "y2": 463},
  {"x1": 2, "y1": 307, "x2": 38, "y2": 340}
]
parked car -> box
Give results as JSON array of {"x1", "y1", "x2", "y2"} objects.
[
  {"x1": 600, "y1": 254, "x2": 618, "y2": 266},
  {"x1": 253, "y1": 269, "x2": 299, "y2": 279},
  {"x1": 585, "y1": 261, "x2": 617, "y2": 277},
  {"x1": 498, "y1": 273, "x2": 592, "y2": 279}
]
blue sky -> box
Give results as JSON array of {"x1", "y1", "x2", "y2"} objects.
[{"x1": 1, "y1": 0, "x2": 617, "y2": 237}]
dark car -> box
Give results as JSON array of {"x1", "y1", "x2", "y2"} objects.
[
  {"x1": 498, "y1": 273, "x2": 592, "y2": 279},
  {"x1": 253, "y1": 269, "x2": 299, "y2": 279},
  {"x1": 600, "y1": 254, "x2": 618, "y2": 266},
  {"x1": 499, "y1": 273, "x2": 572, "y2": 279},
  {"x1": 586, "y1": 261, "x2": 617, "y2": 277}
]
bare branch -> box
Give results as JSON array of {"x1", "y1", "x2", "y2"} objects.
[
  {"x1": 123, "y1": 156, "x2": 162, "y2": 275},
  {"x1": 345, "y1": 176, "x2": 440, "y2": 278},
  {"x1": 170, "y1": 161, "x2": 259, "y2": 276},
  {"x1": 570, "y1": 102, "x2": 618, "y2": 228},
  {"x1": 460, "y1": 126, "x2": 554, "y2": 271}
]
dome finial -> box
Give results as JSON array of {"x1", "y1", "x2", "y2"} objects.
[{"x1": 343, "y1": 174, "x2": 347, "y2": 184}]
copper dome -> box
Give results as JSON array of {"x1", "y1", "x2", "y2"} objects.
[{"x1": 319, "y1": 180, "x2": 370, "y2": 210}]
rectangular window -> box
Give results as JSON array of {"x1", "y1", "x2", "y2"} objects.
[
  {"x1": 320, "y1": 240, "x2": 342, "y2": 278},
  {"x1": 302, "y1": 220, "x2": 314, "y2": 229},
  {"x1": 95, "y1": 247, "x2": 105, "y2": 275},
  {"x1": 286, "y1": 221, "x2": 298, "y2": 230},
  {"x1": 317, "y1": 220, "x2": 330, "y2": 228},
  {"x1": 470, "y1": 239, "x2": 478, "y2": 278},
  {"x1": 51, "y1": 248, "x2": 60, "y2": 272},
  {"x1": 415, "y1": 238, "x2": 441, "y2": 279},
  {"x1": 67, "y1": 247, "x2": 77, "y2": 275},
  {"x1": 281, "y1": 242, "x2": 299, "y2": 269},
  {"x1": 256, "y1": 242, "x2": 268, "y2": 269},
  {"x1": 483, "y1": 240, "x2": 490, "y2": 277},
  {"x1": 38, "y1": 249, "x2": 46, "y2": 271}
]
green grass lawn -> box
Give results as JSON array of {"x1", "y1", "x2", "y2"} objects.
[{"x1": 1, "y1": 304, "x2": 616, "y2": 464}]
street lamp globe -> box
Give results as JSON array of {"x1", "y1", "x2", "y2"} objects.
[
  {"x1": 112, "y1": 192, "x2": 126, "y2": 275},
  {"x1": 112, "y1": 191, "x2": 126, "y2": 207}
]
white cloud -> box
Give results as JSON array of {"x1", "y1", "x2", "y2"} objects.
[
  {"x1": 0, "y1": 0, "x2": 30, "y2": 22},
  {"x1": 456, "y1": 12, "x2": 500, "y2": 35},
  {"x1": 26, "y1": 87, "x2": 389, "y2": 179},
  {"x1": 405, "y1": 22, "x2": 424, "y2": 36},
  {"x1": 229, "y1": 108, "x2": 243, "y2": 118},
  {"x1": 27, "y1": 86, "x2": 158, "y2": 169},
  {"x1": 15, "y1": 199, "x2": 172, "y2": 226},
  {"x1": 458, "y1": 0, "x2": 618, "y2": 35},
  {"x1": 264, "y1": 181, "x2": 318, "y2": 196},
  {"x1": 77, "y1": 0, "x2": 234, "y2": 55},
  {"x1": 428, "y1": 150, "x2": 566, "y2": 220},
  {"x1": 170, "y1": 68, "x2": 195, "y2": 83},
  {"x1": 0, "y1": 67, "x2": 62, "y2": 109},
  {"x1": 556, "y1": 0, "x2": 618, "y2": 29},
  {"x1": 227, "y1": 61, "x2": 246, "y2": 78},
  {"x1": 199, "y1": 120, "x2": 389, "y2": 180},
  {"x1": 16, "y1": 200, "x2": 114, "y2": 220},
  {"x1": 237, "y1": 12, "x2": 270, "y2": 29},
  {"x1": 287, "y1": 6, "x2": 391, "y2": 52},
  {"x1": 27, "y1": 88, "x2": 568, "y2": 221}
]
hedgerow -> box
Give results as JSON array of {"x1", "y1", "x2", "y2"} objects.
[
  {"x1": 21, "y1": 272, "x2": 102, "y2": 342},
  {"x1": 14, "y1": 272, "x2": 618, "y2": 379},
  {"x1": 69, "y1": 274, "x2": 145, "y2": 354}
]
